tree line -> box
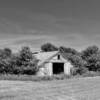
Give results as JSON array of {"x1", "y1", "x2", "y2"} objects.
[
  {"x1": 41, "y1": 43, "x2": 100, "y2": 75},
  {"x1": 0, "y1": 43, "x2": 100, "y2": 75},
  {"x1": 0, "y1": 47, "x2": 38, "y2": 75}
]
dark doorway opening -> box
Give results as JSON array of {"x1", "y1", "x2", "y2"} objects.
[{"x1": 53, "y1": 63, "x2": 64, "y2": 74}]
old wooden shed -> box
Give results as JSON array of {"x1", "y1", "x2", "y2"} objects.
[{"x1": 34, "y1": 51, "x2": 73, "y2": 76}]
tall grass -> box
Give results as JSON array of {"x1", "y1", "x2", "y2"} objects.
[
  {"x1": 0, "y1": 72, "x2": 100, "y2": 82},
  {"x1": 0, "y1": 74, "x2": 72, "y2": 81}
]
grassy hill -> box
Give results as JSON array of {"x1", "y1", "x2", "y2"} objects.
[{"x1": 0, "y1": 77, "x2": 100, "y2": 100}]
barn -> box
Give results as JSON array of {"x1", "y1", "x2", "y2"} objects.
[{"x1": 34, "y1": 51, "x2": 73, "y2": 76}]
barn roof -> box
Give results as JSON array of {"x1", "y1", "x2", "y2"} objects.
[
  {"x1": 33, "y1": 51, "x2": 59, "y2": 66},
  {"x1": 34, "y1": 51, "x2": 58, "y2": 60},
  {"x1": 33, "y1": 51, "x2": 73, "y2": 67}
]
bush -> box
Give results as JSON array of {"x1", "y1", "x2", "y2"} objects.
[
  {"x1": 71, "y1": 67, "x2": 88, "y2": 76},
  {"x1": 85, "y1": 53, "x2": 100, "y2": 71},
  {"x1": 0, "y1": 46, "x2": 38, "y2": 75},
  {"x1": 81, "y1": 45, "x2": 99, "y2": 60},
  {"x1": 81, "y1": 45, "x2": 100, "y2": 72},
  {"x1": 82, "y1": 71, "x2": 100, "y2": 77},
  {"x1": 63, "y1": 53, "x2": 87, "y2": 75},
  {"x1": 10, "y1": 46, "x2": 38, "y2": 75}
]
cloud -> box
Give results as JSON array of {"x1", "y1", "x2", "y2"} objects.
[
  {"x1": 0, "y1": 30, "x2": 100, "y2": 52},
  {"x1": 0, "y1": 0, "x2": 100, "y2": 52},
  {"x1": 0, "y1": 34, "x2": 59, "y2": 52}
]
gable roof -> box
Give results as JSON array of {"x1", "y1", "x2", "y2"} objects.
[
  {"x1": 33, "y1": 51, "x2": 74, "y2": 67},
  {"x1": 34, "y1": 51, "x2": 58, "y2": 60},
  {"x1": 33, "y1": 51, "x2": 60, "y2": 66}
]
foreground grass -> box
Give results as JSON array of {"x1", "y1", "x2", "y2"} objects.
[{"x1": 0, "y1": 76, "x2": 100, "y2": 100}]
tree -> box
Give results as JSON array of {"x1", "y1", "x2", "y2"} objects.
[
  {"x1": 0, "y1": 48, "x2": 12, "y2": 74},
  {"x1": 41, "y1": 43, "x2": 58, "y2": 52},
  {"x1": 60, "y1": 46, "x2": 87, "y2": 75},
  {"x1": 81, "y1": 45, "x2": 99, "y2": 60},
  {"x1": 81, "y1": 45, "x2": 100, "y2": 71},
  {"x1": 14, "y1": 46, "x2": 38, "y2": 74},
  {"x1": 0, "y1": 46, "x2": 38, "y2": 75},
  {"x1": 4, "y1": 48, "x2": 12, "y2": 57},
  {"x1": 63, "y1": 53, "x2": 87, "y2": 75},
  {"x1": 19, "y1": 46, "x2": 33, "y2": 62},
  {"x1": 59, "y1": 46, "x2": 80, "y2": 56},
  {"x1": 85, "y1": 53, "x2": 100, "y2": 71}
]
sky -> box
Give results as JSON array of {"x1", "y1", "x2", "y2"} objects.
[{"x1": 0, "y1": 0, "x2": 100, "y2": 52}]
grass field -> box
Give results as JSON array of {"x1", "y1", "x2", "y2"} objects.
[{"x1": 0, "y1": 77, "x2": 100, "y2": 100}]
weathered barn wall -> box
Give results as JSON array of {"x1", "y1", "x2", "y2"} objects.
[
  {"x1": 64, "y1": 62, "x2": 73, "y2": 75},
  {"x1": 46, "y1": 63, "x2": 53, "y2": 76},
  {"x1": 37, "y1": 62, "x2": 53, "y2": 76},
  {"x1": 37, "y1": 62, "x2": 73, "y2": 76},
  {"x1": 37, "y1": 67, "x2": 45, "y2": 76}
]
